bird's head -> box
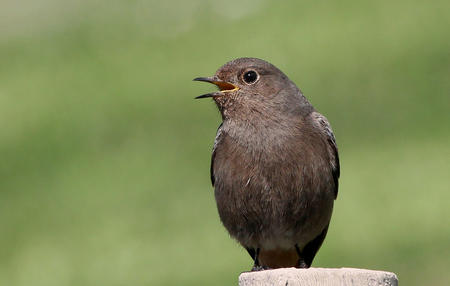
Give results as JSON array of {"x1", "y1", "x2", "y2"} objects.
[{"x1": 194, "y1": 58, "x2": 310, "y2": 120}]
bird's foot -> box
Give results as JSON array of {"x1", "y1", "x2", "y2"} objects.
[
  {"x1": 297, "y1": 260, "x2": 309, "y2": 269},
  {"x1": 251, "y1": 265, "x2": 271, "y2": 271}
]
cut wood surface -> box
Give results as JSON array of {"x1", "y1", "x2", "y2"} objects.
[{"x1": 239, "y1": 267, "x2": 398, "y2": 286}]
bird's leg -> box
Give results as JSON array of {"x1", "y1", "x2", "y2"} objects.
[
  {"x1": 250, "y1": 248, "x2": 270, "y2": 271},
  {"x1": 250, "y1": 248, "x2": 262, "y2": 271},
  {"x1": 295, "y1": 244, "x2": 309, "y2": 268}
]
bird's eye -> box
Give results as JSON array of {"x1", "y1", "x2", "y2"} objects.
[{"x1": 242, "y1": 70, "x2": 259, "y2": 84}]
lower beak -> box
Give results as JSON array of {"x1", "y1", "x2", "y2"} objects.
[{"x1": 193, "y1": 76, "x2": 239, "y2": 99}]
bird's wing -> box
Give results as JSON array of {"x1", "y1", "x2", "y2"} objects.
[
  {"x1": 210, "y1": 123, "x2": 223, "y2": 187},
  {"x1": 311, "y1": 112, "x2": 340, "y2": 198}
]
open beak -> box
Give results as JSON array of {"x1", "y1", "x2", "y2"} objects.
[{"x1": 193, "y1": 76, "x2": 240, "y2": 99}]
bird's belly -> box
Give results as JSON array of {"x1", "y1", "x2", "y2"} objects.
[{"x1": 214, "y1": 170, "x2": 334, "y2": 250}]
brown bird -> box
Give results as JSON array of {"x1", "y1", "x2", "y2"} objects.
[{"x1": 194, "y1": 58, "x2": 339, "y2": 271}]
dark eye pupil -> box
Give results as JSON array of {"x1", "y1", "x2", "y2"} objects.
[{"x1": 243, "y1": 71, "x2": 257, "y2": 83}]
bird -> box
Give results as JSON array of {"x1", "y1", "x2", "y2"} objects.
[{"x1": 194, "y1": 58, "x2": 339, "y2": 271}]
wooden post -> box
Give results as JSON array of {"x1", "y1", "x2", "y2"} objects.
[{"x1": 239, "y1": 267, "x2": 398, "y2": 286}]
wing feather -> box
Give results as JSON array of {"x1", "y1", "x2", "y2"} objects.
[
  {"x1": 210, "y1": 123, "x2": 223, "y2": 187},
  {"x1": 311, "y1": 112, "x2": 340, "y2": 198}
]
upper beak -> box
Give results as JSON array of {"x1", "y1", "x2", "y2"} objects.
[{"x1": 193, "y1": 76, "x2": 239, "y2": 99}]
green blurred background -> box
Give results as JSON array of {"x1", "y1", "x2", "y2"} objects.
[{"x1": 1, "y1": 0, "x2": 449, "y2": 285}]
